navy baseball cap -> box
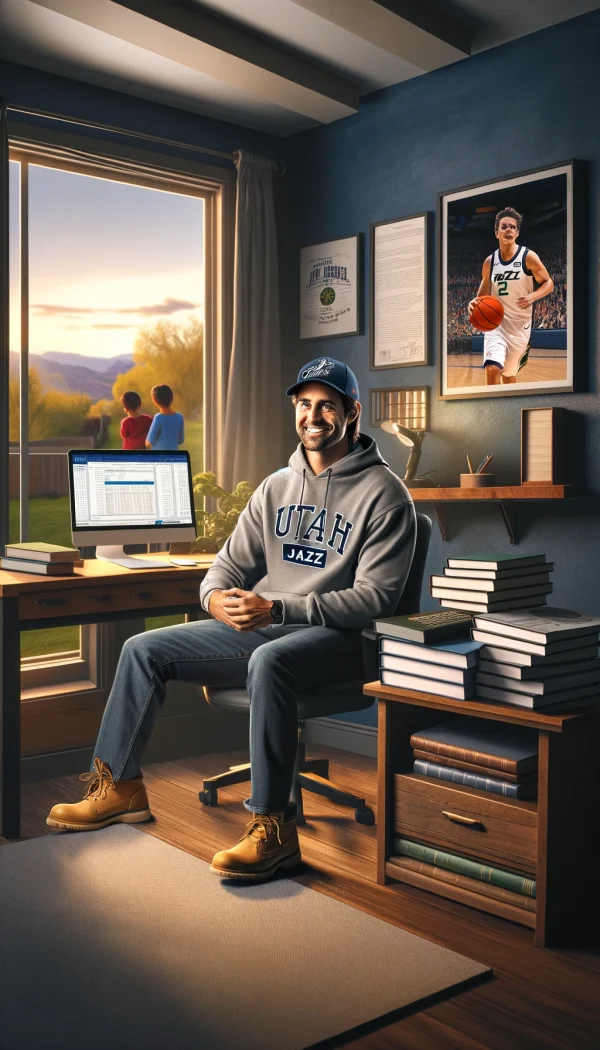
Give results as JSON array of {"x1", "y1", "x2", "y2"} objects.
[{"x1": 286, "y1": 357, "x2": 360, "y2": 401}]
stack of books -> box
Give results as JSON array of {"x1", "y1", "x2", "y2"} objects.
[
  {"x1": 472, "y1": 607, "x2": 600, "y2": 709},
  {"x1": 391, "y1": 839, "x2": 536, "y2": 915},
  {"x1": 409, "y1": 715, "x2": 539, "y2": 799},
  {"x1": 430, "y1": 553, "x2": 553, "y2": 613},
  {"x1": 374, "y1": 610, "x2": 480, "y2": 700},
  {"x1": 0, "y1": 542, "x2": 80, "y2": 576}
]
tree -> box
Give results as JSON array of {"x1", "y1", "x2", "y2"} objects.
[
  {"x1": 9, "y1": 368, "x2": 91, "y2": 441},
  {"x1": 112, "y1": 317, "x2": 203, "y2": 419}
]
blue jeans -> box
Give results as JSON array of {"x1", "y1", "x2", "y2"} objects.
[{"x1": 92, "y1": 619, "x2": 363, "y2": 814}]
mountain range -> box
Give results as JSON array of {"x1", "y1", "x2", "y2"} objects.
[{"x1": 9, "y1": 351, "x2": 135, "y2": 401}]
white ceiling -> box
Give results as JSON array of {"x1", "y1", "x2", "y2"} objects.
[{"x1": 0, "y1": 0, "x2": 599, "y2": 136}]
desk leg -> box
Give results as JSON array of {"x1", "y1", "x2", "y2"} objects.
[{"x1": 0, "y1": 597, "x2": 21, "y2": 839}]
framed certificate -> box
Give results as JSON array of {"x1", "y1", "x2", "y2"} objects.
[
  {"x1": 370, "y1": 212, "x2": 428, "y2": 369},
  {"x1": 300, "y1": 235, "x2": 361, "y2": 340}
]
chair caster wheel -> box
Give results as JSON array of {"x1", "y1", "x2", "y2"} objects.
[
  {"x1": 199, "y1": 786, "x2": 218, "y2": 806},
  {"x1": 355, "y1": 806, "x2": 375, "y2": 826}
]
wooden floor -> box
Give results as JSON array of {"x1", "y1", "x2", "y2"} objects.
[{"x1": 9, "y1": 745, "x2": 600, "y2": 1049}]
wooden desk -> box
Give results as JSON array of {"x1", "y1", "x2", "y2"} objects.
[
  {"x1": 0, "y1": 554, "x2": 214, "y2": 839},
  {"x1": 364, "y1": 680, "x2": 600, "y2": 947}
]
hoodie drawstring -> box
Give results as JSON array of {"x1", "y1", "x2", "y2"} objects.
[
  {"x1": 294, "y1": 467, "x2": 332, "y2": 540},
  {"x1": 294, "y1": 469, "x2": 307, "y2": 540}
]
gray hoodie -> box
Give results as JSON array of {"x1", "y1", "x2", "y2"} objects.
[{"x1": 200, "y1": 435, "x2": 416, "y2": 629}]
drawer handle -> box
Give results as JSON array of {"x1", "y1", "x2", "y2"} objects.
[
  {"x1": 442, "y1": 810, "x2": 484, "y2": 829},
  {"x1": 92, "y1": 594, "x2": 111, "y2": 603},
  {"x1": 35, "y1": 597, "x2": 67, "y2": 606},
  {"x1": 135, "y1": 591, "x2": 153, "y2": 599}
]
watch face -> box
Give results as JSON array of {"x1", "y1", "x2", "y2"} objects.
[{"x1": 271, "y1": 600, "x2": 284, "y2": 623}]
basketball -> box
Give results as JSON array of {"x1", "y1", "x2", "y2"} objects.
[{"x1": 470, "y1": 295, "x2": 504, "y2": 332}]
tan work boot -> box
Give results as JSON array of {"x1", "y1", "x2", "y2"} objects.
[
  {"x1": 210, "y1": 811, "x2": 301, "y2": 881},
  {"x1": 46, "y1": 758, "x2": 152, "y2": 832}
]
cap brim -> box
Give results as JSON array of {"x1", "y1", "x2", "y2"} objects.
[{"x1": 286, "y1": 379, "x2": 347, "y2": 398}]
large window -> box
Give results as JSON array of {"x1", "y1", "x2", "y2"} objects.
[{"x1": 7, "y1": 133, "x2": 233, "y2": 700}]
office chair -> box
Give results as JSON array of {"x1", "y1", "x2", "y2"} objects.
[{"x1": 199, "y1": 512, "x2": 432, "y2": 826}]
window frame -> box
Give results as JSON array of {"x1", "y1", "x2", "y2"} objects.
[{"x1": 7, "y1": 124, "x2": 234, "y2": 699}]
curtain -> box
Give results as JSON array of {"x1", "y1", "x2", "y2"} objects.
[
  {"x1": 0, "y1": 100, "x2": 9, "y2": 553},
  {"x1": 221, "y1": 150, "x2": 282, "y2": 491}
]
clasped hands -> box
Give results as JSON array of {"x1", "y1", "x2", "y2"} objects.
[{"x1": 209, "y1": 588, "x2": 274, "y2": 632}]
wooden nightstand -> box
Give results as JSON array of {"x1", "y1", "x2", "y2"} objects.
[{"x1": 363, "y1": 681, "x2": 600, "y2": 947}]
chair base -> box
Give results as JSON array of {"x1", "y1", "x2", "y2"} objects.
[{"x1": 198, "y1": 752, "x2": 375, "y2": 826}]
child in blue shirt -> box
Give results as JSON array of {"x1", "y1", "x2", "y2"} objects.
[{"x1": 145, "y1": 384, "x2": 185, "y2": 450}]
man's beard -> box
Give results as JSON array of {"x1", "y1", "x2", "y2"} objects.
[{"x1": 297, "y1": 420, "x2": 344, "y2": 451}]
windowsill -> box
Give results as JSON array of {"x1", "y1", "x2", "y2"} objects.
[{"x1": 21, "y1": 680, "x2": 97, "y2": 702}]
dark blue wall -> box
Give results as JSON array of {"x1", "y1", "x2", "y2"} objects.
[
  {"x1": 280, "y1": 10, "x2": 600, "y2": 725},
  {"x1": 0, "y1": 59, "x2": 279, "y2": 165}
]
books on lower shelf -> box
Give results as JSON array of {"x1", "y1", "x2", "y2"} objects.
[
  {"x1": 380, "y1": 652, "x2": 476, "y2": 686},
  {"x1": 476, "y1": 681, "x2": 600, "y2": 709},
  {"x1": 472, "y1": 629, "x2": 598, "y2": 658},
  {"x1": 477, "y1": 662, "x2": 600, "y2": 695},
  {"x1": 393, "y1": 838, "x2": 536, "y2": 898},
  {"x1": 439, "y1": 594, "x2": 548, "y2": 613},
  {"x1": 478, "y1": 644, "x2": 599, "y2": 670},
  {"x1": 409, "y1": 717, "x2": 539, "y2": 776},
  {"x1": 391, "y1": 855, "x2": 536, "y2": 913},
  {"x1": 412, "y1": 749, "x2": 534, "y2": 783},
  {"x1": 473, "y1": 607, "x2": 600, "y2": 644},
  {"x1": 379, "y1": 636, "x2": 482, "y2": 670},
  {"x1": 412, "y1": 759, "x2": 536, "y2": 799}
]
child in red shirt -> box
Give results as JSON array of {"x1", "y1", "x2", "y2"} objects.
[{"x1": 120, "y1": 391, "x2": 152, "y2": 449}]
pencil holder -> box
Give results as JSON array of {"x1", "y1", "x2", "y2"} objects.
[{"x1": 460, "y1": 473, "x2": 495, "y2": 488}]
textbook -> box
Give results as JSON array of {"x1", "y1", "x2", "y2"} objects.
[
  {"x1": 478, "y1": 642, "x2": 599, "y2": 667},
  {"x1": 432, "y1": 573, "x2": 552, "y2": 592},
  {"x1": 413, "y1": 759, "x2": 537, "y2": 799},
  {"x1": 439, "y1": 594, "x2": 548, "y2": 614},
  {"x1": 477, "y1": 663, "x2": 600, "y2": 696},
  {"x1": 447, "y1": 554, "x2": 547, "y2": 571},
  {"x1": 412, "y1": 750, "x2": 536, "y2": 783},
  {"x1": 393, "y1": 838, "x2": 536, "y2": 898},
  {"x1": 444, "y1": 564, "x2": 554, "y2": 581},
  {"x1": 476, "y1": 681, "x2": 600, "y2": 709},
  {"x1": 391, "y1": 856, "x2": 536, "y2": 913},
  {"x1": 0, "y1": 557, "x2": 76, "y2": 576},
  {"x1": 473, "y1": 607, "x2": 600, "y2": 644},
  {"x1": 472, "y1": 629, "x2": 599, "y2": 658},
  {"x1": 409, "y1": 717, "x2": 539, "y2": 775},
  {"x1": 478, "y1": 656, "x2": 600, "y2": 681},
  {"x1": 380, "y1": 652, "x2": 475, "y2": 685},
  {"x1": 379, "y1": 636, "x2": 482, "y2": 670},
  {"x1": 373, "y1": 610, "x2": 473, "y2": 644},
  {"x1": 4, "y1": 542, "x2": 79, "y2": 563},
  {"x1": 380, "y1": 668, "x2": 476, "y2": 700},
  {"x1": 431, "y1": 584, "x2": 552, "y2": 604}
]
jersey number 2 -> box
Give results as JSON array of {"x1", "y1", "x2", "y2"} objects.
[{"x1": 497, "y1": 280, "x2": 509, "y2": 296}]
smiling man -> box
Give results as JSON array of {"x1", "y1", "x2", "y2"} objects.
[{"x1": 47, "y1": 357, "x2": 416, "y2": 881}]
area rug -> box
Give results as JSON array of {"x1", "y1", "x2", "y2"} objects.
[{"x1": 0, "y1": 825, "x2": 489, "y2": 1050}]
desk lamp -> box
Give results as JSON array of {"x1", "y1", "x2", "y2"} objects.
[{"x1": 374, "y1": 386, "x2": 430, "y2": 488}]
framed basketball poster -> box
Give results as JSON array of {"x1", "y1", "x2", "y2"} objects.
[
  {"x1": 300, "y1": 235, "x2": 361, "y2": 340},
  {"x1": 438, "y1": 161, "x2": 584, "y2": 400}
]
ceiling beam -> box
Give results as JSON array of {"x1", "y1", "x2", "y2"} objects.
[
  {"x1": 28, "y1": 0, "x2": 360, "y2": 123},
  {"x1": 291, "y1": 0, "x2": 471, "y2": 71}
]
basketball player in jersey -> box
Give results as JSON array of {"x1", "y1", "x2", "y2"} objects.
[{"x1": 468, "y1": 207, "x2": 554, "y2": 384}]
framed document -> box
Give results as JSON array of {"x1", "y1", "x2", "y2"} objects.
[
  {"x1": 300, "y1": 235, "x2": 361, "y2": 340},
  {"x1": 370, "y1": 212, "x2": 428, "y2": 369}
]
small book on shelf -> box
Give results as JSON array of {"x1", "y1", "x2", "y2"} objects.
[
  {"x1": 473, "y1": 607, "x2": 600, "y2": 644},
  {"x1": 411, "y1": 750, "x2": 536, "y2": 783},
  {"x1": 412, "y1": 759, "x2": 537, "y2": 799},
  {"x1": 391, "y1": 855, "x2": 536, "y2": 913},
  {"x1": 380, "y1": 652, "x2": 475, "y2": 685},
  {"x1": 432, "y1": 572, "x2": 552, "y2": 592},
  {"x1": 409, "y1": 716, "x2": 539, "y2": 776},
  {"x1": 472, "y1": 629, "x2": 598, "y2": 658},
  {"x1": 393, "y1": 837, "x2": 536, "y2": 898},
  {"x1": 380, "y1": 667, "x2": 476, "y2": 700},
  {"x1": 477, "y1": 662, "x2": 600, "y2": 695},
  {"x1": 478, "y1": 641, "x2": 599, "y2": 667},
  {"x1": 379, "y1": 636, "x2": 482, "y2": 670},
  {"x1": 373, "y1": 609, "x2": 472, "y2": 644},
  {"x1": 479, "y1": 656, "x2": 600, "y2": 681},
  {"x1": 439, "y1": 594, "x2": 548, "y2": 614},
  {"x1": 431, "y1": 583, "x2": 553, "y2": 604},
  {"x1": 4, "y1": 542, "x2": 79, "y2": 563},
  {"x1": 447, "y1": 553, "x2": 547, "y2": 571},
  {"x1": 476, "y1": 681, "x2": 600, "y2": 709},
  {"x1": 444, "y1": 563, "x2": 553, "y2": 581}
]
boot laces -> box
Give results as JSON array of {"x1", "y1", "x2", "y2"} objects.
[
  {"x1": 242, "y1": 815, "x2": 283, "y2": 848},
  {"x1": 80, "y1": 758, "x2": 115, "y2": 801}
]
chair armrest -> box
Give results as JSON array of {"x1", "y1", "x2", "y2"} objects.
[{"x1": 360, "y1": 628, "x2": 379, "y2": 682}]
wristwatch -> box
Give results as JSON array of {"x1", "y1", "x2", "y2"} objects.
[{"x1": 270, "y1": 599, "x2": 284, "y2": 625}]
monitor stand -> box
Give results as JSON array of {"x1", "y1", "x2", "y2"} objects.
[{"x1": 96, "y1": 545, "x2": 171, "y2": 569}]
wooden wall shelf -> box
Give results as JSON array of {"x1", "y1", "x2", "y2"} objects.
[{"x1": 408, "y1": 485, "x2": 574, "y2": 544}]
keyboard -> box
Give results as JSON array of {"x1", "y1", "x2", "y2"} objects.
[{"x1": 101, "y1": 557, "x2": 174, "y2": 569}]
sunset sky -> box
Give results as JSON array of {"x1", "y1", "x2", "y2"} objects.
[{"x1": 9, "y1": 160, "x2": 204, "y2": 361}]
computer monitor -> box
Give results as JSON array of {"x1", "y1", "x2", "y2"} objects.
[{"x1": 68, "y1": 449, "x2": 197, "y2": 563}]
